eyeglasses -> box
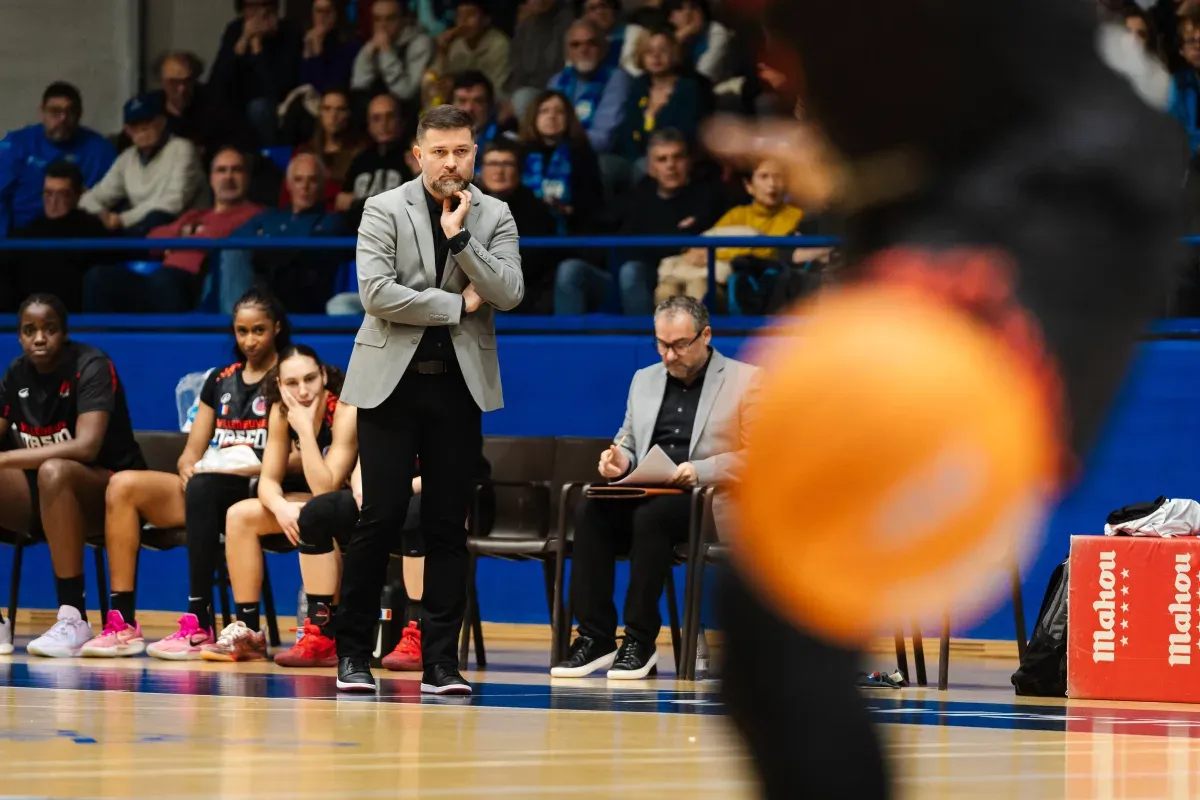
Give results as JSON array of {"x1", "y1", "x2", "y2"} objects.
[{"x1": 654, "y1": 329, "x2": 704, "y2": 355}]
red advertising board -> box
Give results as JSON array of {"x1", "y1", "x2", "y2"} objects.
[{"x1": 1068, "y1": 535, "x2": 1200, "y2": 703}]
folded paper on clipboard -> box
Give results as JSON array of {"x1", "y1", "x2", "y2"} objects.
[{"x1": 613, "y1": 445, "x2": 677, "y2": 486}]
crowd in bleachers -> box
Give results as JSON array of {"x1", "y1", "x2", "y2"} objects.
[
  {"x1": 7, "y1": 0, "x2": 1200, "y2": 316},
  {"x1": 0, "y1": 0, "x2": 838, "y2": 317}
]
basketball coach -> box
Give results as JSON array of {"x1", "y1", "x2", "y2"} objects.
[{"x1": 334, "y1": 105, "x2": 523, "y2": 695}]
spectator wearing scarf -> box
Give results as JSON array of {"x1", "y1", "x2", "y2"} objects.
[
  {"x1": 517, "y1": 90, "x2": 603, "y2": 235},
  {"x1": 548, "y1": 20, "x2": 632, "y2": 153}
]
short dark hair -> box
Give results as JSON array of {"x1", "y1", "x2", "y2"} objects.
[
  {"x1": 44, "y1": 160, "x2": 84, "y2": 193},
  {"x1": 154, "y1": 50, "x2": 205, "y2": 78},
  {"x1": 18, "y1": 294, "x2": 69, "y2": 332},
  {"x1": 417, "y1": 105, "x2": 476, "y2": 142},
  {"x1": 482, "y1": 139, "x2": 521, "y2": 162},
  {"x1": 42, "y1": 82, "x2": 82, "y2": 114},
  {"x1": 451, "y1": 70, "x2": 495, "y2": 105},
  {"x1": 648, "y1": 128, "x2": 688, "y2": 152},
  {"x1": 655, "y1": 295, "x2": 709, "y2": 333}
]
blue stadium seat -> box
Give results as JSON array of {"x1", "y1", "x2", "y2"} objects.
[
  {"x1": 261, "y1": 146, "x2": 293, "y2": 173},
  {"x1": 125, "y1": 260, "x2": 163, "y2": 275}
]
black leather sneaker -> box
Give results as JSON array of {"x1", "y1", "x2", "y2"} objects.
[
  {"x1": 550, "y1": 636, "x2": 618, "y2": 678},
  {"x1": 336, "y1": 656, "x2": 377, "y2": 692},
  {"x1": 421, "y1": 663, "x2": 473, "y2": 695},
  {"x1": 606, "y1": 636, "x2": 658, "y2": 680}
]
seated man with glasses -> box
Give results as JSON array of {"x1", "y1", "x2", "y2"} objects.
[{"x1": 552, "y1": 296, "x2": 760, "y2": 680}]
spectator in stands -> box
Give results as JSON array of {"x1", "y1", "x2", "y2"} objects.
[
  {"x1": 657, "y1": 157, "x2": 802, "y2": 304},
  {"x1": 452, "y1": 71, "x2": 516, "y2": 157},
  {"x1": 615, "y1": 29, "x2": 711, "y2": 162},
  {"x1": 0, "y1": 82, "x2": 115, "y2": 237},
  {"x1": 283, "y1": 88, "x2": 365, "y2": 211},
  {"x1": 518, "y1": 90, "x2": 604, "y2": 235},
  {"x1": 508, "y1": 0, "x2": 576, "y2": 117},
  {"x1": 432, "y1": 0, "x2": 511, "y2": 98},
  {"x1": 79, "y1": 93, "x2": 204, "y2": 238},
  {"x1": 140, "y1": 51, "x2": 252, "y2": 164},
  {"x1": 1169, "y1": 13, "x2": 1200, "y2": 152},
  {"x1": 551, "y1": 296, "x2": 759, "y2": 680},
  {"x1": 664, "y1": 0, "x2": 734, "y2": 85},
  {"x1": 278, "y1": 0, "x2": 363, "y2": 145},
  {"x1": 549, "y1": 20, "x2": 632, "y2": 153},
  {"x1": 335, "y1": 94, "x2": 413, "y2": 228},
  {"x1": 479, "y1": 140, "x2": 559, "y2": 313},
  {"x1": 210, "y1": 0, "x2": 302, "y2": 147},
  {"x1": 4, "y1": 294, "x2": 147, "y2": 659},
  {"x1": 2, "y1": 163, "x2": 109, "y2": 313},
  {"x1": 351, "y1": 0, "x2": 434, "y2": 112},
  {"x1": 225, "y1": 153, "x2": 346, "y2": 313},
  {"x1": 92, "y1": 288, "x2": 289, "y2": 661},
  {"x1": 580, "y1": 0, "x2": 639, "y2": 74},
  {"x1": 556, "y1": 128, "x2": 724, "y2": 314},
  {"x1": 136, "y1": 148, "x2": 265, "y2": 313}
]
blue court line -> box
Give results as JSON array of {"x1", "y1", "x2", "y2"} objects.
[{"x1": 4, "y1": 661, "x2": 1200, "y2": 738}]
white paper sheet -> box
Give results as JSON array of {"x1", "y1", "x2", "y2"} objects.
[{"x1": 613, "y1": 445, "x2": 678, "y2": 486}]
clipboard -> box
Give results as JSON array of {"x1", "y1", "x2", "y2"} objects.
[{"x1": 585, "y1": 486, "x2": 685, "y2": 499}]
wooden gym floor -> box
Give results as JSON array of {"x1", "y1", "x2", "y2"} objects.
[{"x1": 2, "y1": 624, "x2": 1199, "y2": 799}]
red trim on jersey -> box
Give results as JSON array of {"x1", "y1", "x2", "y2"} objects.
[{"x1": 18, "y1": 421, "x2": 68, "y2": 437}]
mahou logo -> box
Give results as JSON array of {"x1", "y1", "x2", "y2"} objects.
[
  {"x1": 1093, "y1": 550, "x2": 1118, "y2": 663},
  {"x1": 1168, "y1": 553, "x2": 1193, "y2": 667}
]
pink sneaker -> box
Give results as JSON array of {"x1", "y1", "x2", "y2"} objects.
[
  {"x1": 146, "y1": 614, "x2": 213, "y2": 661},
  {"x1": 81, "y1": 610, "x2": 145, "y2": 657}
]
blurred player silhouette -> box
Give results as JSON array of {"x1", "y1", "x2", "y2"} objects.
[{"x1": 706, "y1": 0, "x2": 1187, "y2": 796}]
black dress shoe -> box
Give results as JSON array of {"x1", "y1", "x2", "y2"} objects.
[
  {"x1": 550, "y1": 635, "x2": 618, "y2": 678},
  {"x1": 336, "y1": 657, "x2": 378, "y2": 692},
  {"x1": 606, "y1": 636, "x2": 658, "y2": 680},
  {"x1": 421, "y1": 663, "x2": 472, "y2": 695}
]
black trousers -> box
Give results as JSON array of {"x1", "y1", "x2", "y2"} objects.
[
  {"x1": 720, "y1": 566, "x2": 890, "y2": 799},
  {"x1": 570, "y1": 494, "x2": 691, "y2": 648},
  {"x1": 336, "y1": 371, "x2": 481, "y2": 667}
]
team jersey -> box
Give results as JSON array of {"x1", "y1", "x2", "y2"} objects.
[
  {"x1": 0, "y1": 341, "x2": 144, "y2": 471},
  {"x1": 287, "y1": 391, "x2": 339, "y2": 456},
  {"x1": 200, "y1": 363, "x2": 271, "y2": 460}
]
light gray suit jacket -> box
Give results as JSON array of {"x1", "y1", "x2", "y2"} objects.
[
  {"x1": 613, "y1": 348, "x2": 760, "y2": 540},
  {"x1": 342, "y1": 178, "x2": 524, "y2": 410}
]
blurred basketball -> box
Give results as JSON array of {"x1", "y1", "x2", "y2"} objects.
[{"x1": 732, "y1": 283, "x2": 1058, "y2": 645}]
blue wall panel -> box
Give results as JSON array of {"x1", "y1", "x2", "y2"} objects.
[{"x1": 0, "y1": 324, "x2": 1188, "y2": 645}]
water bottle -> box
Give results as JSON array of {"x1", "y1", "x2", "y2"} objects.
[
  {"x1": 296, "y1": 588, "x2": 307, "y2": 643},
  {"x1": 694, "y1": 625, "x2": 711, "y2": 681}
]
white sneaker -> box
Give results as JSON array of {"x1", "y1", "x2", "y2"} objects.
[
  {"x1": 26, "y1": 606, "x2": 94, "y2": 658},
  {"x1": 0, "y1": 614, "x2": 12, "y2": 655}
]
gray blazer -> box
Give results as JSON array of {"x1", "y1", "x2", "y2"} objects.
[
  {"x1": 612, "y1": 348, "x2": 760, "y2": 540},
  {"x1": 342, "y1": 178, "x2": 524, "y2": 411}
]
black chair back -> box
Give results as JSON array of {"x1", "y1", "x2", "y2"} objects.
[
  {"x1": 134, "y1": 430, "x2": 189, "y2": 474},
  {"x1": 479, "y1": 436, "x2": 557, "y2": 538},
  {"x1": 550, "y1": 437, "x2": 611, "y2": 493}
]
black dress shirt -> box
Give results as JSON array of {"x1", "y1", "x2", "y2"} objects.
[
  {"x1": 650, "y1": 350, "x2": 712, "y2": 464},
  {"x1": 413, "y1": 186, "x2": 471, "y2": 366}
]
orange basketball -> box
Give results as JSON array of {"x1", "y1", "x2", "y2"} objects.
[{"x1": 733, "y1": 283, "x2": 1059, "y2": 645}]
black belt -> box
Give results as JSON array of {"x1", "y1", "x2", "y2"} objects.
[{"x1": 408, "y1": 360, "x2": 453, "y2": 375}]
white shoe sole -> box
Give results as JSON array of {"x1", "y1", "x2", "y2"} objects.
[
  {"x1": 606, "y1": 652, "x2": 659, "y2": 680},
  {"x1": 336, "y1": 678, "x2": 378, "y2": 693},
  {"x1": 420, "y1": 682, "x2": 472, "y2": 695},
  {"x1": 27, "y1": 642, "x2": 85, "y2": 658},
  {"x1": 81, "y1": 641, "x2": 146, "y2": 658},
  {"x1": 0, "y1": 643, "x2": 12, "y2": 655},
  {"x1": 147, "y1": 647, "x2": 204, "y2": 661},
  {"x1": 550, "y1": 649, "x2": 618, "y2": 678}
]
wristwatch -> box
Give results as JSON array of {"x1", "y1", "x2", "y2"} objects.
[{"x1": 448, "y1": 228, "x2": 471, "y2": 254}]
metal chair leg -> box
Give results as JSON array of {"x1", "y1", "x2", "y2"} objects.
[
  {"x1": 681, "y1": 555, "x2": 709, "y2": 681},
  {"x1": 938, "y1": 613, "x2": 951, "y2": 691},
  {"x1": 93, "y1": 548, "x2": 110, "y2": 618},
  {"x1": 458, "y1": 554, "x2": 477, "y2": 671},
  {"x1": 911, "y1": 622, "x2": 927, "y2": 687},
  {"x1": 470, "y1": 557, "x2": 486, "y2": 669},
  {"x1": 261, "y1": 556, "x2": 280, "y2": 647},
  {"x1": 8, "y1": 541, "x2": 25, "y2": 628},
  {"x1": 665, "y1": 570, "x2": 682, "y2": 673}
]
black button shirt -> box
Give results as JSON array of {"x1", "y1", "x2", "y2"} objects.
[
  {"x1": 413, "y1": 186, "x2": 462, "y2": 365},
  {"x1": 650, "y1": 351, "x2": 712, "y2": 463}
]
